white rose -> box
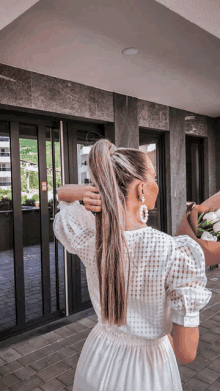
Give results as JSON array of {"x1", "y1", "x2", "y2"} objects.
[
  {"x1": 203, "y1": 212, "x2": 219, "y2": 224},
  {"x1": 214, "y1": 209, "x2": 220, "y2": 219},
  {"x1": 201, "y1": 232, "x2": 217, "y2": 241},
  {"x1": 213, "y1": 222, "x2": 220, "y2": 233}
]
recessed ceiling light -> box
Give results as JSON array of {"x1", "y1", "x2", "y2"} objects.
[
  {"x1": 185, "y1": 115, "x2": 196, "y2": 121},
  {"x1": 122, "y1": 47, "x2": 139, "y2": 55}
]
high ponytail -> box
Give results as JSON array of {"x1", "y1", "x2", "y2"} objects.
[{"x1": 88, "y1": 139, "x2": 149, "y2": 326}]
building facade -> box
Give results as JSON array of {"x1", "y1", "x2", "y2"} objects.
[{"x1": 0, "y1": 62, "x2": 219, "y2": 340}]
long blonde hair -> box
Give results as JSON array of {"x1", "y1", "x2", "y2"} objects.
[{"x1": 88, "y1": 139, "x2": 150, "y2": 326}]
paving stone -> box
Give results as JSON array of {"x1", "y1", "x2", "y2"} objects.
[
  {"x1": 0, "y1": 378, "x2": 9, "y2": 391},
  {"x1": 0, "y1": 373, "x2": 20, "y2": 388},
  {"x1": 209, "y1": 303, "x2": 220, "y2": 311},
  {"x1": 57, "y1": 368, "x2": 76, "y2": 386},
  {"x1": 40, "y1": 377, "x2": 65, "y2": 391},
  {"x1": 53, "y1": 327, "x2": 77, "y2": 339},
  {"x1": 185, "y1": 355, "x2": 210, "y2": 372},
  {"x1": 206, "y1": 377, "x2": 220, "y2": 390},
  {"x1": 197, "y1": 340, "x2": 210, "y2": 352},
  {"x1": 179, "y1": 366, "x2": 197, "y2": 382},
  {"x1": 207, "y1": 357, "x2": 220, "y2": 373},
  {"x1": 0, "y1": 361, "x2": 23, "y2": 376},
  {"x1": 77, "y1": 318, "x2": 97, "y2": 328},
  {"x1": 57, "y1": 347, "x2": 78, "y2": 359},
  {"x1": 17, "y1": 348, "x2": 50, "y2": 367},
  {"x1": 87, "y1": 314, "x2": 98, "y2": 322},
  {"x1": 9, "y1": 375, "x2": 44, "y2": 391},
  {"x1": 182, "y1": 386, "x2": 192, "y2": 391},
  {"x1": 210, "y1": 314, "x2": 220, "y2": 322},
  {"x1": 201, "y1": 309, "x2": 217, "y2": 319},
  {"x1": 65, "y1": 323, "x2": 88, "y2": 333},
  {"x1": 210, "y1": 327, "x2": 220, "y2": 335},
  {"x1": 184, "y1": 376, "x2": 209, "y2": 390},
  {"x1": 70, "y1": 340, "x2": 86, "y2": 353},
  {"x1": 64, "y1": 354, "x2": 79, "y2": 368},
  {"x1": 208, "y1": 341, "x2": 220, "y2": 353},
  {"x1": 54, "y1": 329, "x2": 91, "y2": 350},
  {"x1": 30, "y1": 351, "x2": 67, "y2": 372},
  {"x1": 13, "y1": 337, "x2": 51, "y2": 356},
  {"x1": 199, "y1": 326, "x2": 211, "y2": 336},
  {"x1": 199, "y1": 349, "x2": 220, "y2": 361},
  {"x1": 201, "y1": 319, "x2": 219, "y2": 329},
  {"x1": 0, "y1": 349, "x2": 21, "y2": 364},
  {"x1": 0, "y1": 359, "x2": 6, "y2": 367},
  {"x1": 63, "y1": 385, "x2": 73, "y2": 391},
  {"x1": 41, "y1": 332, "x2": 64, "y2": 344},
  {"x1": 37, "y1": 361, "x2": 71, "y2": 383},
  {"x1": 200, "y1": 332, "x2": 220, "y2": 344},
  {"x1": 13, "y1": 365, "x2": 37, "y2": 381},
  {"x1": 195, "y1": 367, "x2": 220, "y2": 384}
]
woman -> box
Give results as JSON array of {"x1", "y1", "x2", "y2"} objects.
[{"x1": 54, "y1": 139, "x2": 212, "y2": 391}]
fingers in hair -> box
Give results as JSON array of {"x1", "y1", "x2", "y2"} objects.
[
  {"x1": 85, "y1": 192, "x2": 101, "y2": 200},
  {"x1": 84, "y1": 197, "x2": 101, "y2": 206}
]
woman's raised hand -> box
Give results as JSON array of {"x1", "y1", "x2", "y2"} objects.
[{"x1": 83, "y1": 185, "x2": 102, "y2": 212}]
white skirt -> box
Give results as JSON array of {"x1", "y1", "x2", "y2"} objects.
[{"x1": 72, "y1": 323, "x2": 183, "y2": 391}]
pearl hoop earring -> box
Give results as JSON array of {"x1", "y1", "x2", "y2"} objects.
[{"x1": 139, "y1": 196, "x2": 148, "y2": 224}]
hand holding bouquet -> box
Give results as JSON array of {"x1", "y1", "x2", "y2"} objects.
[{"x1": 176, "y1": 191, "x2": 220, "y2": 266}]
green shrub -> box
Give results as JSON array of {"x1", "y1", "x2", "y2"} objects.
[
  {"x1": 32, "y1": 194, "x2": 39, "y2": 202},
  {"x1": 0, "y1": 197, "x2": 13, "y2": 211},
  {"x1": 21, "y1": 195, "x2": 27, "y2": 204},
  {"x1": 23, "y1": 199, "x2": 35, "y2": 206}
]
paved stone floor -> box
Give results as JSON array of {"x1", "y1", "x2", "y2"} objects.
[
  {"x1": 0, "y1": 243, "x2": 89, "y2": 331},
  {"x1": 0, "y1": 267, "x2": 220, "y2": 391}
]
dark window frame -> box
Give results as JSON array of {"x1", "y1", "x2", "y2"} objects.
[{"x1": 139, "y1": 128, "x2": 168, "y2": 233}]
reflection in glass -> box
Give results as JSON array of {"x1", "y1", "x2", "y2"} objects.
[
  {"x1": 77, "y1": 143, "x2": 92, "y2": 303},
  {"x1": 19, "y1": 124, "x2": 43, "y2": 322},
  {"x1": 139, "y1": 143, "x2": 160, "y2": 230},
  {"x1": 0, "y1": 121, "x2": 16, "y2": 331},
  {"x1": 46, "y1": 129, "x2": 65, "y2": 312},
  {"x1": 54, "y1": 137, "x2": 65, "y2": 310}
]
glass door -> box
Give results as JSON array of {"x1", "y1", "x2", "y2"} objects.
[
  {"x1": 0, "y1": 114, "x2": 65, "y2": 340},
  {"x1": 186, "y1": 135, "x2": 205, "y2": 205},
  {"x1": 139, "y1": 129, "x2": 167, "y2": 232}
]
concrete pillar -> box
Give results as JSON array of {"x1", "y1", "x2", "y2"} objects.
[
  {"x1": 113, "y1": 93, "x2": 139, "y2": 149},
  {"x1": 169, "y1": 107, "x2": 187, "y2": 235}
]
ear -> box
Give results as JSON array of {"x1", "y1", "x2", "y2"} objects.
[{"x1": 137, "y1": 182, "x2": 145, "y2": 201}]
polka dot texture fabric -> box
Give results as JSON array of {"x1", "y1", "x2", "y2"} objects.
[{"x1": 54, "y1": 201, "x2": 212, "y2": 340}]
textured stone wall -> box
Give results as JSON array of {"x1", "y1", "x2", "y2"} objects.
[
  {"x1": 0, "y1": 63, "x2": 114, "y2": 122},
  {"x1": 169, "y1": 108, "x2": 187, "y2": 235},
  {"x1": 114, "y1": 94, "x2": 139, "y2": 149},
  {"x1": 215, "y1": 118, "x2": 220, "y2": 193},
  {"x1": 184, "y1": 111, "x2": 208, "y2": 137},
  {"x1": 138, "y1": 99, "x2": 169, "y2": 130}
]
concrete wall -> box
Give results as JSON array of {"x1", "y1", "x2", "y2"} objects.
[
  {"x1": 215, "y1": 118, "x2": 220, "y2": 193},
  {"x1": 0, "y1": 63, "x2": 217, "y2": 235}
]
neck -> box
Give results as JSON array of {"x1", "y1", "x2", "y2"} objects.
[{"x1": 124, "y1": 210, "x2": 147, "y2": 231}]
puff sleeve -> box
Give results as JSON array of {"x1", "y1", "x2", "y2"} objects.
[
  {"x1": 165, "y1": 235, "x2": 212, "y2": 327},
  {"x1": 53, "y1": 200, "x2": 96, "y2": 261}
]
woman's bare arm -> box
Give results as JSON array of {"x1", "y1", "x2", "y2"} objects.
[
  {"x1": 58, "y1": 184, "x2": 102, "y2": 212},
  {"x1": 171, "y1": 324, "x2": 199, "y2": 365}
]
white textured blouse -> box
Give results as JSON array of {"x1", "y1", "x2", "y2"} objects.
[{"x1": 53, "y1": 201, "x2": 212, "y2": 340}]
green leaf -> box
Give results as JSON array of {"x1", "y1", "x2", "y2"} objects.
[{"x1": 198, "y1": 212, "x2": 205, "y2": 224}]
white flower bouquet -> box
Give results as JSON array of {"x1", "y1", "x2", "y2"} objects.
[{"x1": 176, "y1": 192, "x2": 220, "y2": 266}]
